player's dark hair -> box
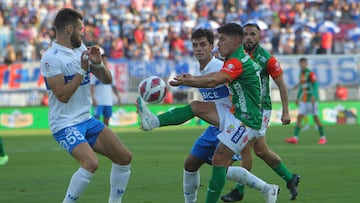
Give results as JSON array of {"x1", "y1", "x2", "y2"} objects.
[
  {"x1": 54, "y1": 8, "x2": 83, "y2": 32},
  {"x1": 299, "y1": 57, "x2": 307, "y2": 62},
  {"x1": 191, "y1": 28, "x2": 214, "y2": 45},
  {"x1": 217, "y1": 23, "x2": 243, "y2": 38},
  {"x1": 243, "y1": 23, "x2": 261, "y2": 31}
]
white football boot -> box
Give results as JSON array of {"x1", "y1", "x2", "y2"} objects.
[
  {"x1": 136, "y1": 96, "x2": 155, "y2": 131},
  {"x1": 263, "y1": 184, "x2": 280, "y2": 203}
]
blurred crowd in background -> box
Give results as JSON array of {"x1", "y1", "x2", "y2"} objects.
[{"x1": 1, "y1": 0, "x2": 360, "y2": 64}]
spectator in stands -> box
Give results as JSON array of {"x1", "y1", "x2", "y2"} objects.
[
  {"x1": 4, "y1": 43, "x2": 16, "y2": 65},
  {"x1": 1, "y1": 0, "x2": 360, "y2": 62},
  {"x1": 335, "y1": 84, "x2": 348, "y2": 101}
]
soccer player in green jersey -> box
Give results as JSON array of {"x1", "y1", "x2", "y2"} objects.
[
  {"x1": 221, "y1": 23, "x2": 300, "y2": 202},
  {"x1": 0, "y1": 136, "x2": 8, "y2": 166},
  {"x1": 285, "y1": 57, "x2": 327, "y2": 145},
  {"x1": 137, "y1": 23, "x2": 279, "y2": 203}
]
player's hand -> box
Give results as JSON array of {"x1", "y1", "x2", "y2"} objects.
[
  {"x1": 169, "y1": 77, "x2": 181, "y2": 86},
  {"x1": 169, "y1": 74, "x2": 192, "y2": 86},
  {"x1": 88, "y1": 46, "x2": 102, "y2": 65},
  {"x1": 281, "y1": 113, "x2": 291, "y2": 125}
]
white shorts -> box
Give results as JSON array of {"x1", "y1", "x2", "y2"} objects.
[
  {"x1": 215, "y1": 102, "x2": 259, "y2": 155},
  {"x1": 258, "y1": 109, "x2": 271, "y2": 136},
  {"x1": 298, "y1": 101, "x2": 318, "y2": 116}
]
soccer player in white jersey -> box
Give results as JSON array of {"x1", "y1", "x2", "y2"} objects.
[
  {"x1": 90, "y1": 47, "x2": 121, "y2": 126},
  {"x1": 183, "y1": 28, "x2": 232, "y2": 203},
  {"x1": 40, "y1": 8, "x2": 131, "y2": 203}
]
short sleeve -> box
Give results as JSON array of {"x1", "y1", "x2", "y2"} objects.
[
  {"x1": 40, "y1": 53, "x2": 63, "y2": 78},
  {"x1": 221, "y1": 58, "x2": 243, "y2": 82},
  {"x1": 267, "y1": 56, "x2": 283, "y2": 79}
]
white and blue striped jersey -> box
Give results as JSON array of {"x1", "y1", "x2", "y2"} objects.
[
  {"x1": 40, "y1": 42, "x2": 91, "y2": 133},
  {"x1": 193, "y1": 56, "x2": 230, "y2": 104}
]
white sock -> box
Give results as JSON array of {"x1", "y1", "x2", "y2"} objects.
[
  {"x1": 226, "y1": 166, "x2": 269, "y2": 193},
  {"x1": 108, "y1": 163, "x2": 131, "y2": 203},
  {"x1": 63, "y1": 167, "x2": 94, "y2": 203},
  {"x1": 183, "y1": 170, "x2": 200, "y2": 203}
]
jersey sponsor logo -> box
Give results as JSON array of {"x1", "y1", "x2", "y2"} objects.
[
  {"x1": 198, "y1": 85, "x2": 229, "y2": 100},
  {"x1": 230, "y1": 83, "x2": 248, "y2": 112},
  {"x1": 231, "y1": 125, "x2": 246, "y2": 144}
]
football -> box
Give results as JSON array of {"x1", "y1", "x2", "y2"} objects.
[{"x1": 138, "y1": 76, "x2": 167, "y2": 104}]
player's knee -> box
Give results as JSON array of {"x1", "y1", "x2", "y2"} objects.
[
  {"x1": 184, "y1": 156, "x2": 202, "y2": 172},
  {"x1": 253, "y1": 144, "x2": 268, "y2": 158},
  {"x1": 108, "y1": 148, "x2": 132, "y2": 166},
  {"x1": 184, "y1": 162, "x2": 197, "y2": 172},
  {"x1": 254, "y1": 149, "x2": 265, "y2": 158},
  {"x1": 119, "y1": 150, "x2": 132, "y2": 165},
  {"x1": 82, "y1": 158, "x2": 100, "y2": 173},
  {"x1": 189, "y1": 101, "x2": 202, "y2": 114}
]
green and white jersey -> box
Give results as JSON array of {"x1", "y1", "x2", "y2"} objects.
[
  {"x1": 221, "y1": 46, "x2": 262, "y2": 130},
  {"x1": 297, "y1": 68, "x2": 319, "y2": 102},
  {"x1": 249, "y1": 46, "x2": 284, "y2": 110}
]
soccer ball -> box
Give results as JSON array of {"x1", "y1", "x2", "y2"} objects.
[{"x1": 138, "y1": 76, "x2": 167, "y2": 104}]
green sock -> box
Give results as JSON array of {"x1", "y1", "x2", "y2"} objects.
[
  {"x1": 158, "y1": 105, "x2": 194, "y2": 127},
  {"x1": 206, "y1": 166, "x2": 227, "y2": 203},
  {"x1": 235, "y1": 183, "x2": 245, "y2": 196},
  {"x1": 318, "y1": 126, "x2": 325, "y2": 136},
  {"x1": 272, "y1": 162, "x2": 293, "y2": 183},
  {"x1": 294, "y1": 126, "x2": 301, "y2": 137},
  {"x1": 0, "y1": 137, "x2": 5, "y2": 156}
]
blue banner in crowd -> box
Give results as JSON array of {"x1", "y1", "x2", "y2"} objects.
[
  {"x1": 0, "y1": 54, "x2": 359, "y2": 92},
  {"x1": 278, "y1": 55, "x2": 360, "y2": 88},
  {"x1": 111, "y1": 56, "x2": 197, "y2": 78}
]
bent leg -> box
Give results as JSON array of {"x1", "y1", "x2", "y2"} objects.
[
  {"x1": 93, "y1": 127, "x2": 132, "y2": 203},
  {"x1": 64, "y1": 143, "x2": 98, "y2": 203}
]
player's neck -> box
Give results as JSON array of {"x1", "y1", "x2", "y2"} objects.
[
  {"x1": 56, "y1": 36, "x2": 74, "y2": 49},
  {"x1": 199, "y1": 56, "x2": 212, "y2": 70}
]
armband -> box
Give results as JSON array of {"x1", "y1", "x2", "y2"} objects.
[
  {"x1": 92, "y1": 61, "x2": 104, "y2": 69},
  {"x1": 77, "y1": 68, "x2": 87, "y2": 76}
]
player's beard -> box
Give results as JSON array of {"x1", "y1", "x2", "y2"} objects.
[
  {"x1": 244, "y1": 41, "x2": 258, "y2": 53},
  {"x1": 70, "y1": 34, "x2": 82, "y2": 48}
]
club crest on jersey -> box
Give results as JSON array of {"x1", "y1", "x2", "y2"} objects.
[{"x1": 44, "y1": 62, "x2": 50, "y2": 69}]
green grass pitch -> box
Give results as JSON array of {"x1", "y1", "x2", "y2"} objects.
[{"x1": 1, "y1": 124, "x2": 360, "y2": 203}]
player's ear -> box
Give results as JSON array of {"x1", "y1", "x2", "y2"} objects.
[
  {"x1": 66, "y1": 24, "x2": 73, "y2": 36},
  {"x1": 210, "y1": 43, "x2": 214, "y2": 50}
]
